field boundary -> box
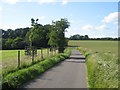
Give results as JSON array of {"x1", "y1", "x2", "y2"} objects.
[
  {"x1": 2, "y1": 49, "x2": 71, "y2": 89},
  {"x1": 3, "y1": 47, "x2": 58, "y2": 76}
]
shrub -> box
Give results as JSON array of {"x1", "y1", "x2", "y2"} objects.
[{"x1": 2, "y1": 49, "x2": 71, "y2": 89}]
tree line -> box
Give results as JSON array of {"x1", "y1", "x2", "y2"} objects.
[
  {"x1": 69, "y1": 34, "x2": 119, "y2": 41},
  {"x1": 2, "y1": 19, "x2": 118, "y2": 51},
  {"x1": 2, "y1": 28, "x2": 30, "y2": 49},
  {"x1": 1, "y1": 18, "x2": 70, "y2": 53}
]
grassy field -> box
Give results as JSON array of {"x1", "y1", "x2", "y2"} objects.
[
  {"x1": 2, "y1": 48, "x2": 57, "y2": 73},
  {"x1": 68, "y1": 40, "x2": 118, "y2": 55},
  {"x1": 68, "y1": 40, "x2": 118, "y2": 88}
]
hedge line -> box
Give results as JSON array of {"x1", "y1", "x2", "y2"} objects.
[{"x1": 2, "y1": 49, "x2": 71, "y2": 89}]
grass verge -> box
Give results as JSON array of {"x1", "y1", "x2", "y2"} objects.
[
  {"x1": 2, "y1": 49, "x2": 71, "y2": 89},
  {"x1": 2, "y1": 48, "x2": 56, "y2": 76},
  {"x1": 76, "y1": 47, "x2": 118, "y2": 88},
  {"x1": 3, "y1": 58, "x2": 44, "y2": 77}
]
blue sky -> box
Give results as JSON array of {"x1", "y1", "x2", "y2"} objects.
[{"x1": 0, "y1": 0, "x2": 119, "y2": 38}]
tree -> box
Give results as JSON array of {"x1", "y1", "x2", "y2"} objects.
[
  {"x1": 5, "y1": 39, "x2": 14, "y2": 49},
  {"x1": 29, "y1": 18, "x2": 51, "y2": 48},
  {"x1": 29, "y1": 24, "x2": 43, "y2": 47},
  {"x1": 2, "y1": 38, "x2": 7, "y2": 49},
  {"x1": 48, "y1": 18, "x2": 70, "y2": 53},
  {"x1": 69, "y1": 34, "x2": 89, "y2": 40},
  {"x1": 70, "y1": 34, "x2": 81, "y2": 40},
  {"x1": 84, "y1": 35, "x2": 89, "y2": 40},
  {"x1": 42, "y1": 24, "x2": 51, "y2": 47},
  {"x1": 12, "y1": 37, "x2": 26, "y2": 49},
  {"x1": 31, "y1": 18, "x2": 35, "y2": 26}
]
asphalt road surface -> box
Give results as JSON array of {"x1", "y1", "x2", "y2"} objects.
[{"x1": 21, "y1": 50, "x2": 88, "y2": 88}]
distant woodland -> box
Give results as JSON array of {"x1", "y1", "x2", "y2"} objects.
[
  {"x1": 1, "y1": 19, "x2": 119, "y2": 50},
  {"x1": 1, "y1": 18, "x2": 70, "y2": 53},
  {"x1": 69, "y1": 34, "x2": 119, "y2": 41}
]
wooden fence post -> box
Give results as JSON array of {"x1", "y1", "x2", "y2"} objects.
[
  {"x1": 55, "y1": 47, "x2": 56, "y2": 54},
  {"x1": 51, "y1": 47, "x2": 53, "y2": 56},
  {"x1": 47, "y1": 48, "x2": 49, "y2": 56},
  {"x1": 54, "y1": 47, "x2": 56, "y2": 54},
  {"x1": 56, "y1": 47, "x2": 58, "y2": 53},
  {"x1": 18, "y1": 51, "x2": 20, "y2": 69},
  {"x1": 32, "y1": 50, "x2": 34, "y2": 63},
  {"x1": 55, "y1": 47, "x2": 57, "y2": 53},
  {"x1": 53, "y1": 47, "x2": 55, "y2": 55},
  {"x1": 41, "y1": 48, "x2": 43, "y2": 59}
]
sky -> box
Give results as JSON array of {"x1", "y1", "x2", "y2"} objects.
[{"x1": 0, "y1": 0, "x2": 119, "y2": 38}]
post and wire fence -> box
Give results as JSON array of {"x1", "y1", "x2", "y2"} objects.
[{"x1": 17, "y1": 47, "x2": 58, "y2": 69}]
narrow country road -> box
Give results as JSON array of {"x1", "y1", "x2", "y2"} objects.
[{"x1": 21, "y1": 50, "x2": 88, "y2": 88}]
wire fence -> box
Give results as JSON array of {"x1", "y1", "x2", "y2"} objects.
[{"x1": 2, "y1": 47, "x2": 58, "y2": 71}]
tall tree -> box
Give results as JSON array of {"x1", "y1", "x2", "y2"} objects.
[
  {"x1": 29, "y1": 24, "x2": 43, "y2": 47},
  {"x1": 29, "y1": 18, "x2": 50, "y2": 48},
  {"x1": 48, "y1": 18, "x2": 70, "y2": 53}
]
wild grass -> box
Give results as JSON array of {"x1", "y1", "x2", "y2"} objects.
[
  {"x1": 69, "y1": 40, "x2": 118, "y2": 88},
  {"x1": 76, "y1": 47, "x2": 118, "y2": 88},
  {"x1": 2, "y1": 49, "x2": 71, "y2": 89},
  {"x1": 2, "y1": 48, "x2": 56, "y2": 74}
]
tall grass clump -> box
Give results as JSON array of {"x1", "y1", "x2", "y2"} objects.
[
  {"x1": 2, "y1": 58, "x2": 44, "y2": 77},
  {"x1": 2, "y1": 49, "x2": 71, "y2": 89},
  {"x1": 76, "y1": 47, "x2": 118, "y2": 88}
]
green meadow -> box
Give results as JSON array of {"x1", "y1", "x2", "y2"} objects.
[
  {"x1": 2, "y1": 49, "x2": 54, "y2": 72},
  {"x1": 1, "y1": 40, "x2": 119, "y2": 88},
  {"x1": 69, "y1": 40, "x2": 118, "y2": 88},
  {"x1": 68, "y1": 40, "x2": 118, "y2": 55}
]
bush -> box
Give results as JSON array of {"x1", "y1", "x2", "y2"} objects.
[{"x1": 2, "y1": 49, "x2": 71, "y2": 89}]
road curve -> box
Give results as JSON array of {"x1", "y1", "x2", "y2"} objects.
[{"x1": 21, "y1": 50, "x2": 88, "y2": 88}]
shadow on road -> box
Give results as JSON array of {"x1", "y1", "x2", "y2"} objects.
[
  {"x1": 69, "y1": 57, "x2": 86, "y2": 60},
  {"x1": 72, "y1": 54, "x2": 83, "y2": 55},
  {"x1": 65, "y1": 60, "x2": 85, "y2": 63}
]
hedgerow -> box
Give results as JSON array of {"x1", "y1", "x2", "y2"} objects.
[{"x1": 2, "y1": 49, "x2": 71, "y2": 89}]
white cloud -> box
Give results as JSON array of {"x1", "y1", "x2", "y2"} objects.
[
  {"x1": 38, "y1": 16, "x2": 46, "y2": 20},
  {"x1": 2, "y1": 0, "x2": 69, "y2": 4},
  {"x1": 62, "y1": 0, "x2": 68, "y2": 5},
  {"x1": 38, "y1": 0, "x2": 55, "y2": 4},
  {"x1": 82, "y1": 24, "x2": 94, "y2": 31},
  {"x1": 101, "y1": 12, "x2": 118, "y2": 23},
  {"x1": 3, "y1": 0, "x2": 56, "y2": 4},
  {"x1": 95, "y1": 25, "x2": 108, "y2": 31},
  {"x1": 82, "y1": 24, "x2": 108, "y2": 31},
  {"x1": 0, "y1": 6, "x2": 3, "y2": 11},
  {"x1": 27, "y1": 0, "x2": 32, "y2": 2},
  {"x1": 4, "y1": 0, "x2": 20, "y2": 4}
]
